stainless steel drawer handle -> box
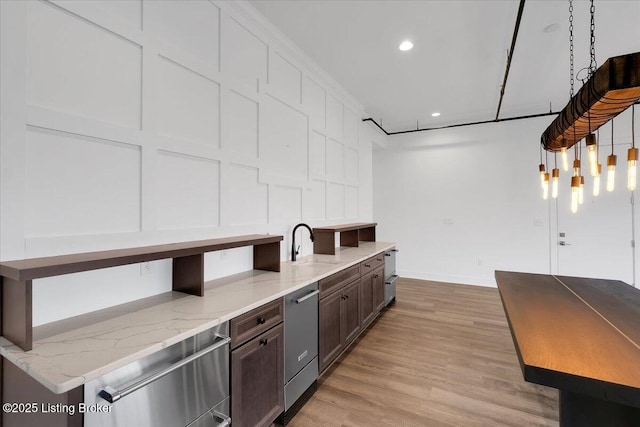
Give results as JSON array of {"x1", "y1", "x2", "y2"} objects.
[
  {"x1": 99, "y1": 334, "x2": 231, "y2": 404},
  {"x1": 211, "y1": 410, "x2": 231, "y2": 427},
  {"x1": 294, "y1": 289, "x2": 320, "y2": 304}
]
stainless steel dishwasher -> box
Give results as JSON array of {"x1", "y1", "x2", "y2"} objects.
[
  {"x1": 84, "y1": 322, "x2": 231, "y2": 427},
  {"x1": 278, "y1": 282, "x2": 319, "y2": 425}
]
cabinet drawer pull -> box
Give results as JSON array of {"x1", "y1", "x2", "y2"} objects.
[
  {"x1": 260, "y1": 338, "x2": 268, "y2": 346},
  {"x1": 374, "y1": 275, "x2": 379, "y2": 279},
  {"x1": 257, "y1": 317, "x2": 266, "y2": 325},
  {"x1": 385, "y1": 253, "x2": 391, "y2": 257},
  {"x1": 364, "y1": 264, "x2": 371, "y2": 268},
  {"x1": 376, "y1": 258, "x2": 383, "y2": 262}
]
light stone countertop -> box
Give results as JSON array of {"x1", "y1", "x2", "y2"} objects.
[{"x1": 0, "y1": 242, "x2": 395, "y2": 394}]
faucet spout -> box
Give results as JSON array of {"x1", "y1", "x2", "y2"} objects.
[{"x1": 291, "y1": 223, "x2": 315, "y2": 261}]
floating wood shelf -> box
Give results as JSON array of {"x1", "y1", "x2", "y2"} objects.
[
  {"x1": 0, "y1": 234, "x2": 283, "y2": 351},
  {"x1": 313, "y1": 223, "x2": 377, "y2": 255},
  {"x1": 541, "y1": 51, "x2": 640, "y2": 151}
]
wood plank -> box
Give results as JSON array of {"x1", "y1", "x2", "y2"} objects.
[
  {"x1": 339, "y1": 230, "x2": 359, "y2": 247},
  {"x1": 556, "y1": 275, "x2": 640, "y2": 348},
  {"x1": 0, "y1": 234, "x2": 283, "y2": 282},
  {"x1": 495, "y1": 271, "x2": 640, "y2": 408},
  {"x1": 313, "y1": 223, "x2": 377, "y2": 233},
  {"x1": 2, "y1": 278, "x2": 32, "y2": 351},
  {"x1": 172, "y1": 254, "x2": 204, "y2": 296},
  {"x1": 358, "y1": 226, "x2": 376, "y2": 242},
  {"x1": 290, "y1": 278, "x2": 559, "y2": 426},
  {"x1": 313, "y1": 231, "x2": 336, "y2": 255},
  {"x1": 253, "y1": 241, "x2": 281, "y2": 272},
  {"x1": 542, "y1": 51, "x2": 640, "y2": 150}
]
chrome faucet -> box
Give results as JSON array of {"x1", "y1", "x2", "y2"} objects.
[{"x1": 291, "y1": 223, "x2": 315, "y2": 261}]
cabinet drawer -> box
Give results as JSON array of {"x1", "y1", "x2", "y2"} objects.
[
  {"x1": 231, "y1": 299, "x2": 283, "y2": 349},
  {"x1": 319, "y1": 264, "x2": 360, "y2": 299},
  {"x1": 360, "y1": 253, "x2": 385, "y2": 276}
]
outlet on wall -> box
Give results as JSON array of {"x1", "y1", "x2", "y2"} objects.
[{"x1": 140, "y1": 262, "x2": 154, "y2": 276}]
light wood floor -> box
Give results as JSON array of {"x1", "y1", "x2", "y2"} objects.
[{"x1": 289, "y1": 278, "x2": 559, "y2": 426}]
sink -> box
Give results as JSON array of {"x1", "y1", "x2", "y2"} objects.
[{"x1": 291, "y1": 258, "x2": 341, "y2": 265}]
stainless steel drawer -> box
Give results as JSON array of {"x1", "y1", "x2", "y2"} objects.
[
  {"x1": 384, "y1": 248, "x2": 398, "y2": 279},
  {"x1": 85, "y1": 322, "x2": 230, "y2": 427},
  {"x1": 385, "y1": 274, "x2": 398, "y2": 306},
  {"x1": 186, "y1": 397, "x2": 230, "y2": 427}
]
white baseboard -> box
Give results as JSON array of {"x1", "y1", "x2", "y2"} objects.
[{"x1": 397, "y1": 270, "x2": 497, "y2": 288}]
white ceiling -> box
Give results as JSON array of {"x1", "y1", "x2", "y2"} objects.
[{"x1": 249, "y1": 0, "x2": 640, "y2": 133}]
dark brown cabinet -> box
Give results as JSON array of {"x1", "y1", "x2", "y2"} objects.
[
  {"x1": 360, "y1": 266, "x2": 385, "y2": 328},
  {"x1": 343, "y1": 279, "x2": 361, "y2": 344},
  {"x1": 319, "y1": 290, "x2": 343, "y2": 371},
  {"x1": 372, "y1": 266, "x2": 385, "y2": 313},
  {"x1": 319, "y1": 278, "x2": 361, "y2": 372},
  {"x1": 360, "y1": 272, "x2": 375, "y2": 327},
  {"x1": 231, "y1": 301, "x2": 284, "y2": 427}
]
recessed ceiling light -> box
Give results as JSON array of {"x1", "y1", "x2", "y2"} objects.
[
  {"x1": 431, "y1": 112, "x2": 441, "y2": 117},
  {"x1": 399, "y1": 40, "x2": 413, "y2": 51}
]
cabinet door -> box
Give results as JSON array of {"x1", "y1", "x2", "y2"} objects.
[
  {"x1": 373, "y1": 267, "x2": 385, "y2": 313},
  {"x1": 360, "y1": 273, "x2": 375, "y2": 327},
  {"x1": 319, "y1": 291, "x2": 343, "y2": 372},
  {"x1": 342, "y1": 279, "x2": 361, "y2": 345},
  {"x1": 231, "y1": 324, "x2": 284, "y2": 427}
]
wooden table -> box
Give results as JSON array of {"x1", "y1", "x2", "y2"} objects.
[{"x1": 495, "y1": 271, "x2": 640, "y2": 426}]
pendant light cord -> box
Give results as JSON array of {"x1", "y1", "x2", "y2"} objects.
[
  {"x1": 569, "y1": 0, "x2": 574, "y2": 98},
  {"x1": 589, "y1": 0, "x2": 597, "y2": 76},
  {"x1": 611, "y1": 119, "x2": 614, "y2": 154},
  {"x1": 633, "y1": 105, "x2": 636, "y2": 149}
]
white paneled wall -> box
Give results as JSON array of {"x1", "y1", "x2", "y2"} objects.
[{"x1": 0, "y1": 0, "x2": 376, "y2": 325}]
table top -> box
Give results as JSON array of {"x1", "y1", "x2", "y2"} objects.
[{"x1": 495, "y1": 271, "x2": 640, "y2": 408}]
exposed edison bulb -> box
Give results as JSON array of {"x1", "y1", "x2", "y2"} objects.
[
  {"x1": 539, "y1": 164, "x2": 546, "y2": 187},
  {"x1": 542, "y1": 173, "x2": 550, "y2": 200},
  {"x1": 570, "y1": 176, "x2": 580, "y2": 213},
  {"x1": 593, "y1": 164, "x2": 601, "y2": 197},
  {"x1": 586, "y1": 134, "x2": 598, "y2": 176},
  {"x1": 628, "y1": 148, "x2": 638, "y2": 191},
  {"x1": 578, "y1": 175, "x2": 584, "y2": 205},
  {"x1": 552, "y1": 168, "x2": 560, "y2": 199},
  {"x1": 560, "y1": 139, "x2": 569, "y2": 171},
  {"x1": 607, "y1": 154, "x2": 617, "y2": 192}
]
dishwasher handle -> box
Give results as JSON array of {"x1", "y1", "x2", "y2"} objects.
[
  {"x1": 99, "y1": 334, "x2": 231, "y2": 404},
  {"x1": 294, "y1": 289, "x2": 320, "y2": 304}
]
